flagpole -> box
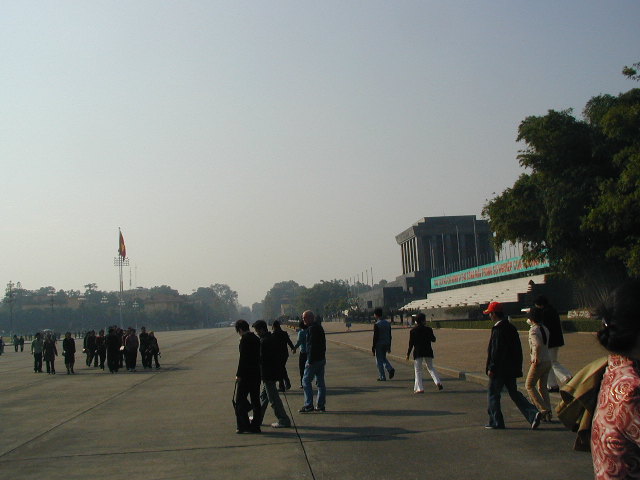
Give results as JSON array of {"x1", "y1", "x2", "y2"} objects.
[{"x1": 115, "y1": 227, "x2": 129, "y2": 328}]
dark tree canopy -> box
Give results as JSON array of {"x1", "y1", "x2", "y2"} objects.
[{"x1": 483, "y1": 74, "x2": 640, "y2": 289}]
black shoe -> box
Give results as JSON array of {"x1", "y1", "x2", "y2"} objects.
[
  {"x1": 314, "y1": 406, "x2": 325, "y2": 412},
  {"x1": 484, "y1": 424, "x2": 505, "y2": 430},
  {"x1": 377, "y1": 377, "x2": 386, "y2": 381},
  {"x1": 548, "y1": 386, "x2": 560, "y2": 393},
  {"x1": 299, "y1": 405, "x2": 314, "y2": 413},
  {"x1": 437, "y1": 383, "x2": 444, "y2": 391},
  {"x1": 388, "y1": 369, "x2": 395, "y2": 379}
]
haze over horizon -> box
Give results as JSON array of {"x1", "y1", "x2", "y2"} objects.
[{"x1": 2, "y1": 1, "x2": 639, "y2": 306}]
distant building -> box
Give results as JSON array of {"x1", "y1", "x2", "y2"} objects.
[{"x1": 356, "y1": 216, "x2": 494, "y2": 311}]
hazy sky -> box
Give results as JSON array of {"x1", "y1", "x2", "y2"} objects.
[{"x1": 1, "y1": 1, "x2": 638, "y2": 306}]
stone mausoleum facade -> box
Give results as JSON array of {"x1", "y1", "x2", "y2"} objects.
[{"x1": 357, "y1": 216, "x2": 494, "y2": 311}]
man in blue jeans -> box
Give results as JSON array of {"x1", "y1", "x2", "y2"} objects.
[
  {"x1": 372, "y1": 308, "x2": 395, "y2": 381},
  {"x1": 484, "y1": 301, "x2": 541, "y2": 430},
  {"x1": 299, "y1": 310, "x2": 326, "y2": 413}
]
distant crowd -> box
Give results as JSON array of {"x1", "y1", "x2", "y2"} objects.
[{"x1": 3, "y1": 326, "x2": 161, "y2": 375}]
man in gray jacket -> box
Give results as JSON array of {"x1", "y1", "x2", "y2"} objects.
[{"x1": 372, "y1": 308, "x2": 395, "y2": 381}]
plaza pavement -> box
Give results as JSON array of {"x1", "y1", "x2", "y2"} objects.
[{"x1": 0, "y1": 325, "x2": 600, "y2": 480}]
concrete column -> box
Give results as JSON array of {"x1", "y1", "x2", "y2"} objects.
[{"x1": 401, "y1": 242, "x2": 407, "y2": 274}]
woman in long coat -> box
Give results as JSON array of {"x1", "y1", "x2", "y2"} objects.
[{"x1": 43, "y1": 334, "x2": 58, "y2": 375}]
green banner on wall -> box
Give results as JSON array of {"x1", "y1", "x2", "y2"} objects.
[{"x1": 431, "y1": 256, "x2": 549, "y2": 289}]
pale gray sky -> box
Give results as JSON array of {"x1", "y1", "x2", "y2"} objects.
[{"x1": 1, "y1": 1, "x2": 638, "y2": 306}]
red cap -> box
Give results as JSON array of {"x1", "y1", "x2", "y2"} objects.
[{"x1": 483, "y1": 301, "x2": 503, "y2": 314}]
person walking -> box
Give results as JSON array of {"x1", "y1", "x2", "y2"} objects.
[
  {"x1": 62, "y1": 332, "x2": 76, "y2": 374},
  {"x1": 139, "y1": 326, "x2": 151, "y2": 369},
  {"x1": 19, "y1": 336, "x2": 25, "y2": 352},
  {"x1": 292, "y1": 320, "x2": 308, "y2": 389},
  {"x1": 252, "y1": 320, "x2": 291, "y2": 428},
  {"x1": 124, "y1": 328, "x2": 139, "y2": 372},
  {"x1": 484, "y1": 301, "x2": 541, "y2": 430},
  {"x1": 84, "y1": 330, "x2": 97, "y2": 367},
  {"x1": 43, "y1": 334, "x2": 58, "y2": 375},
  {"x1": 105, "y1": 327, "x2": 121, "y2": 373},
  {"x1": 95, "y1": 329, "x2": 106, "y2": 370},
  {"x1": 525, "y1": 307, "x2": 552, "y2": 421},
  {"x1": 271, "y1": 320, "x2": 295, "y2": 391},
  {"x1": 299, "y1": 310, "x2": 327, "y2": 413},
  {"x1": 406, "y1": 312, "x2": 443, "y2": 393},
  {"x1": 372, "y1": 308, "x2": 395, "y2": 381},
  {"x1": 535, "y1": 296, "x2": 572, "y2": 392},
  {"x1": 234, "y1": 319, "x2": 262, "y2": 434},
  {"x1": 31, "y1": 332, "x2": 44, "y2": 373},
  {"x1": 148, "y1": 331, "x2": 161, "y2": 369}
]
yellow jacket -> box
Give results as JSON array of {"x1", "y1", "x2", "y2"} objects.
[{"x1": 556, "y1": 356, "x2": 608, "y2": 452}]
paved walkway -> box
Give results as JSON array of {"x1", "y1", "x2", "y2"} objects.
[
  {"x1": 0, "y1": 327, "x2": 597, "y2": 480},
  {"x1": 320, "y1": 320, "x2": 607, "y2": 386}
]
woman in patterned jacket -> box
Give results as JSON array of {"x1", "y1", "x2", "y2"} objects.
[{"x1": 591, "y1": 280, "x2": 640, "y2": 480}]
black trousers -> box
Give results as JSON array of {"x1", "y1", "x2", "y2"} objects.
[
  {"x1": 45, "y1": 357, "x2": 56, "y2": 373},
  {"x1": 64, "y1": 354, "x2": 75, "y2": 369},
  {"x1": 97, "y1": 349, "x2": 106, "y2": 368},
  {"x1": 140, "y1": 350, "x2": 152, "y2": 368},
  {"x1": 107, "y1": 350, "x2": 120, "y2": 372},
  {"x1": 235, "y1": 378, "x2": 262, "y2": 431},
  {"x1": 125, "y1": 350, "x2": 137, "y2": 370},
  {"x1": 278, "y1": 360, "x2": 291, "y2": 391},
  {"x1": 33, "y1": 352, "x2": 43, "y2": 372}
]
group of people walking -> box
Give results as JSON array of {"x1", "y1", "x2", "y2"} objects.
[
  {"x1": 27, "y1": 327, "x2": 161, "y2": 375},
  {"x1": 484, "y1": 296, "x2": 572, "y2": 430},
  {"x1": 233, "y1": 295, "x2": 575, "y2": 438},
  {"x1": 11, "y1": 335, "x2": 26, "y2": 352},
  {"x1": 233, "y1": 310, "x2": 326, "y2": 433}
]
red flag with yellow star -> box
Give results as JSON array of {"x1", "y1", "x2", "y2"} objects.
[{"x1": 118, "y1": 230, "x2": 126, "y2": 259}]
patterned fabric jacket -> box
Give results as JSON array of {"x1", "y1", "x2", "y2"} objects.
[{"x1": 591, "y1": 355, "x2": 640, "y2": 479}]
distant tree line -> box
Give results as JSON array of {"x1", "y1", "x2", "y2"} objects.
[
  {"x1": 1, "y1": 282, "x2": 242, "y2": 335},
  {"x1": 252, "y1": 279, "x2": 389, "y2": 322}
]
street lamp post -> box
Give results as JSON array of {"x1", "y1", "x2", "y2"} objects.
[
  {"x1": 133, "y1": 301, "x2": 139, "y2": 331},
  {"x1": 77, "y1": 295, "x2": 85, "y2": 332},
  {"x1": 5, "y1": 281, "x2": 15, "y2": 336},
  {"x1": 101, "y1": 296, "x2": 109, "y2": 328},
  {"x1": 118, "y1": 300, "x2": 125, "y2": 328},
  {"x1": 47, "y1": 290, "x2": 56, "y2": 323}
]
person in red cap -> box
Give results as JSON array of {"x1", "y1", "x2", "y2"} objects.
[{"x1": 484, "y1": 301, "x2": 542, "y2": 430}]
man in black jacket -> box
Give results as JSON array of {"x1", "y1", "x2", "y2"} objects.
[
  {"x1": 484, "y1": 301, "x2": 541, "y2": 430},
  {"x1": 139, "y1": 326, "x2": 151, "y2": 369},
  {"x1": 234, "y1": 319, "x2": 262, "y2": 434},
  {"x1": 252, "y1": 320, "x2": 291, "y2": 428},
  {"x1": 271, "y1": 320, "x2": 295, "y2": 391},
  {"x1": 300, "y1": 310, "x2": 327, "y2": 413}
]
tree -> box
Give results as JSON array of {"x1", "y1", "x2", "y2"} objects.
[
  {"x1": 210, "y1": 283, "x2": 239, "y2": 322},
  {"x1": 623, "y1": 62, "x2": 640, "y2": 82},
  {"x1": 293, "y1": 280, "x2": 349, "y2": 318},
  {"x1": 262, "y1": 281, "x2": 301, "y2": 320},
  {"x1": 483, "y1": 71, "x2": 640, "y2": 296},
  {"x1": 149, "y1": 285, "x2": 179, "y2": 296},
  {"x1": 583, "y1": 88, "x2": 640, "y2": 276}
]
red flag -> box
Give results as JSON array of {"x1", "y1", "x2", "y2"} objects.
[{"x1": 118, "y1": 230, "x2": 126, "y2": 259}]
